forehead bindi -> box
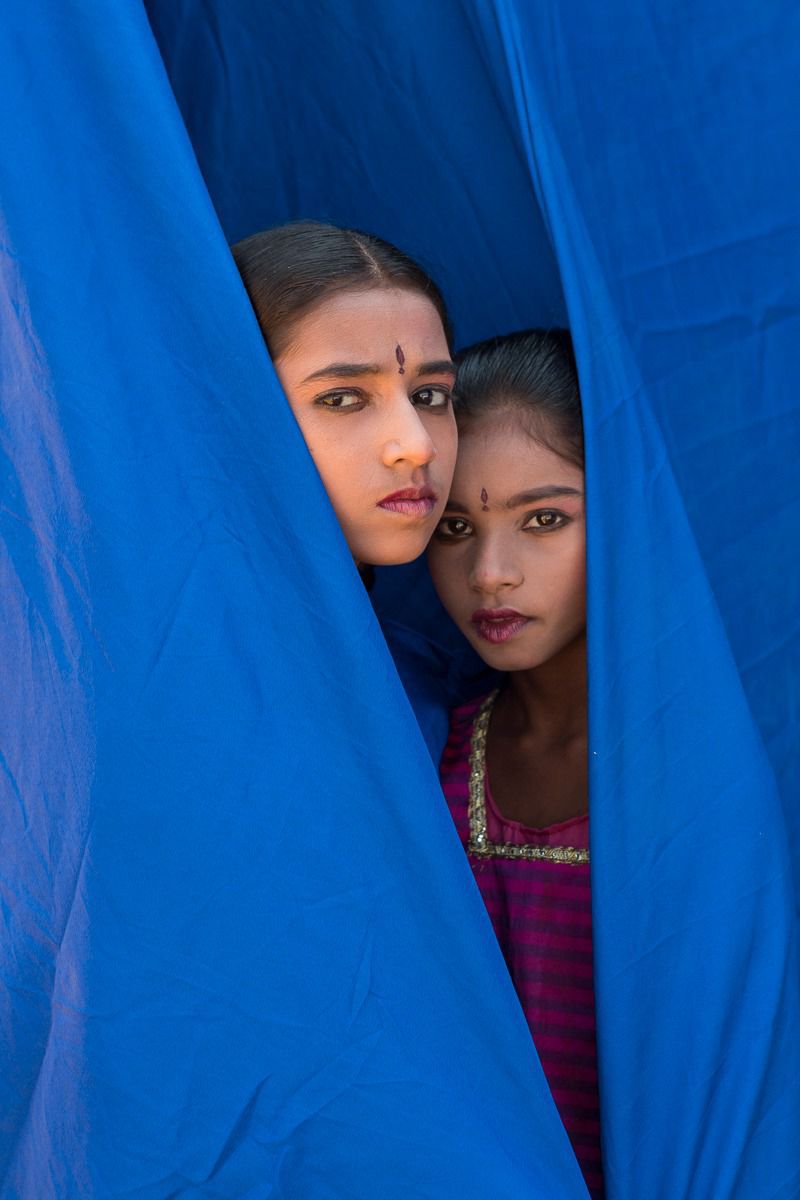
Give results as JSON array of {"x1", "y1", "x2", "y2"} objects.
[
  {"x1": 281, "y1": 288, "x2": 447, "y2": 367},
  {"x1": 452, "y1": 423, "x2": 583, "y2": 506}
]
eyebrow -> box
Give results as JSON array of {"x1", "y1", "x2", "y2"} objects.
[
  {"x1": 417, "y1": 359, "x2": 457, "y2": 378},
  {"x1": 301, "y1": 358, "x2": 456, "y2": 384},
  {"x1": 506, "y1": 486, "x2": 582, "y2": 507},
  {"x1": 445, "y1": 485, "x2": 583, "y2": 512}
]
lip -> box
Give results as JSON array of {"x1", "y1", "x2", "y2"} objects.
[
  {"x1": 470, "y1": 607, "x2": 532, "y2": 645},
  {"x1": 377, "y1": 485, "x2": 437, "y2": 518}
]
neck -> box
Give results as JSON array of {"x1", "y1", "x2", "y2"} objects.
[{"x1": 503, "y1": 631, "x2": 587, "y2": 742}]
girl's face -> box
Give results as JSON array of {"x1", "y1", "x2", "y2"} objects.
[
  {"x1": 427, "y1": 414, "x2": 586, "y2": 672},
  {"x1": 274, "y1": 287, "x2": 457, "y2": 565}
]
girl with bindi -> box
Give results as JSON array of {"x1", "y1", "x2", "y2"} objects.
[
  {"x1": 232, "y1": 221, "x2": 458, "y2": 569},
  {"x1": 427, "y1": 330, "x2": 602, "y2": 1198}
]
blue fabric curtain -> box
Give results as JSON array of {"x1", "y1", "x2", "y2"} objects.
[{"x1": 2, "y1": 2, "x2": 798, "y2": 1198}]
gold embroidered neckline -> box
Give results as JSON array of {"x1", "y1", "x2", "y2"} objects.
[{"x1": 467, "y1": 689, "x2": 590, "y2": 865}]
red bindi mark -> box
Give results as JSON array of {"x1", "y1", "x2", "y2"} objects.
[
  {"x1": 480, "y1": 488, "x2": 489, "y2": 511},
  {"x1": 395, "y1": 344, "x2": 406, "y2": 375}
]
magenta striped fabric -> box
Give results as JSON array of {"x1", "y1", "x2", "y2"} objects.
[{"x1": 440, "y1": 697, "x2": 604, "y2": 1199}]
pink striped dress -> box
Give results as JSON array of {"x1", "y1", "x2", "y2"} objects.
[{"x1": 440, "y1": 695, "x2": 604, "y2": 1199}]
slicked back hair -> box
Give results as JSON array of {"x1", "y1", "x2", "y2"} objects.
[
  {"x1": 454, "y1": 329, "x2": 583, "y2": 466},
  {"x1": 232, "y1": 220, "x2": 453, "y2": 359}
]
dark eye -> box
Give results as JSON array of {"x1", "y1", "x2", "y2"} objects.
[
  {"x1": 316, "y1": 390, "x2": 365, "y2": 410},
  {"x1": 435, "y1": 516, "x2": 473, "y2": 540},
  {"x1": 523, "y1": 510, "x2": 568, "y2": 531},
  {"x1": 413, "y1": 386, "x2": 451, "y2": 409}
]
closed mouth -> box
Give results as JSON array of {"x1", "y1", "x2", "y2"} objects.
[
  {"x1": 470, "y1": 608, "x2": 532, "y2": 644},
  {"x1": 377, "y1": 486, "x2": 437, "y2": 518}
]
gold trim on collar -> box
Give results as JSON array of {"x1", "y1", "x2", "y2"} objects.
[{"x1": 467, "y1": 690, "x2": 590, "y2": 865}]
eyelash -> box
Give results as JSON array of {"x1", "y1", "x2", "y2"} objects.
[
  {"x1": 435, "y1": 517, "x2": 473, "y2": 540},
  {"x1": 523, "y1": 510, "x2": 569, "y2": 531},
  {"x1": 413, "y1": 386, "x2": 451, "y2": 410},
  {"x1": 434, "y1": 510, "x2": 570, "y2": 540},
  {"x1": 315, "y1": 386, "x2": 452, "y2": 412}
]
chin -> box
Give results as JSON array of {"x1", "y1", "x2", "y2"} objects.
[
  {"x1": 351, "y1": 528, "x2": 434, "y2": 568},
  {"x1": 359, "y1": 543, "x2": 427, "y2": 567},
  {"x1": 464, "y1": 634, "x2": 547, "y2": 673},
  {"x1": 476, "y1": 648, "x2": 538, "y2": 672}
]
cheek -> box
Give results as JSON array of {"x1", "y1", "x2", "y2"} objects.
[
  {"x1": 516, "y1": 530, "x2": 585, "y2": 601},
  {"x1": 549, "y1": 540, "x2": 586, "y2": 618},
  {"x1": 427, "y1": 547, "x2": 469, "y2": 606},
  {"x1": 417, "y1": 409, "x2": 457, "y2": 482},
  {"x1": 433, "y1": 412, "x2": 458, "y2": 471},
  {"x1": 293, "y1": 416, "x2": 372, "y2": 496},
  {"x1": 275, "y1": 372, "x2": 369, "y2": 477}
]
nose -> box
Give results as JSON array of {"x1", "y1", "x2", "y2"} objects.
[
  {"x1": 468, "y1": 534, "x2": 524, "y2": 596},
  {"x1": 381, "y1": 397, "x2": 437, "y2": 469}
]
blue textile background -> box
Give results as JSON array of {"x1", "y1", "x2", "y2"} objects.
[{"x1": 2, "y1": 1, "x2": 798, "y2": 1198}]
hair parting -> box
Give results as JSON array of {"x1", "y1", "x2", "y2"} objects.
[
  {"x1": 231, "y1": 220, "x2": 453, "y2": 359},
  {"x1": 454, "y1": 328, "x2": 583, "y2": 466}
]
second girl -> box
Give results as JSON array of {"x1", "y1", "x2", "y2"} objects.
[{"x1": 427, "y1": 329, "x2": 603, "y2": 1199}]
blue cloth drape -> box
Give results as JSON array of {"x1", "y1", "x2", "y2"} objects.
[{"x1": 2, "y1": 2, "x2": 798, "y2": 1197}]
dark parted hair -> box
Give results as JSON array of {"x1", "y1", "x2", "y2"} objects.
[
  {"x1": 454, "y1": 329, "x2": 583, "y2": 466},
  {"x1": 231, "y1": 220, "x2": 453, "y2": 359}
]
